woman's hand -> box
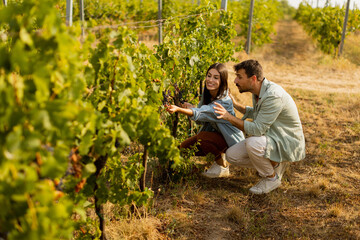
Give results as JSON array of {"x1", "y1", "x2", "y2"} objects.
[
  {"x1": 181, "y1": 102, "x2": 194, "y2": 109},
  {"x1": 213, "y1": 102, "x2": 231, "y2": 120},
  {"x1": 165, "y1": 104, "x2": 179, "y2": 114},
  {"x1": 166, "y1": 104, "x2": 194, "y2": 117}
]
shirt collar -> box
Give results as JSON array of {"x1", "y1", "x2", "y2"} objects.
[{"x1": 258, "y1": 78, "x2": 269, "y2": 99}]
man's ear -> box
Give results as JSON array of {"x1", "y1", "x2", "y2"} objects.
[{"x1": 251, "y1": 75, "x2": 257, "y2": 82}]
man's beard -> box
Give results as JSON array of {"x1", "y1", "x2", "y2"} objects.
[{"x1": 237, "y1": 85, "x2": 248, "y2": 93}]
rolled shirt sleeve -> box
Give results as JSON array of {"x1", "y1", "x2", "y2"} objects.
[
  {"x1": 190, "y1": 100, "x2": 233, "y2": 124},
  {"x1": 241, "y1": 106, "x2": 254, "y2": 120}
]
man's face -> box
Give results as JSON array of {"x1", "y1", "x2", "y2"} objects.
[{"x1": 234, "y1": 69, "x2": 253, "y2": 93}]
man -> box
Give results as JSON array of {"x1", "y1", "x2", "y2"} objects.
[{"x1": 213, "y1": 60, "x2": 305, "y2": 194}]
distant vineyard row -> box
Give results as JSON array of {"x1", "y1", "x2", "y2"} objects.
[
  {"x1": 295, "y1": 3, "x2": 360, "y2": 55},
  {"x1": 55, "y1": 0, "x2": 289, "y2": 48}
]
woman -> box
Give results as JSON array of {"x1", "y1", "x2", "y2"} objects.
[{"x1": 166, "y1": 63, "x2": 244, "y2": 178}]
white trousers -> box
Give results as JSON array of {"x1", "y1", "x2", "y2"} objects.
[{"x1": 226, "y1": 136, "x2": 275, "y2": 178}]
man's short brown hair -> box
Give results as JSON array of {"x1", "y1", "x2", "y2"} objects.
[{"x1": 234, "y1": 60, "x2": 264, "y2": 81}]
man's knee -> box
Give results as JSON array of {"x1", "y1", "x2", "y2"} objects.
[
  {"x1": 245, "y1": 136, "x2": 267, "y2": 155},
  {"x1": 225, "y1": 146, "x2": 237, "y2": 164},
  {"x1": 225, "y1": 141, "x2": 248, "y2": 164}
]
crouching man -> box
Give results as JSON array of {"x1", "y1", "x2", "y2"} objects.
[{"x1": 214, "y1": 60, "x2": 305, "y2": 194}]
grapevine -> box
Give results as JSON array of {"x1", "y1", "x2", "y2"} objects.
[
  {"x1": 0, "y1": 0, "x2": 95, "y2": 238},
  {"x1": 295, "y1": 3, "x2": 360, "y2": 55}
]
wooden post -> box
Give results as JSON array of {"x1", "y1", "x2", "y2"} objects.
[
  {"x1": 158, "y1": 0, "x2": 163, "y2": 44},
  {"x1": 221, "y1": 0, "x2": 228, "y2": 11},
  {"x1": 66, "y1": 0, "x2": 73, "y2": 26},
  {"x1": 93, "y1": 156, "x2": 108, "y2": 240},
  {"x1": 79, "y1": 0, "x2": 85, "y2": 37},
  {"x1": 325, "y1": 0, "x2": 329, "y2": 7},
  {"x1": 246, "y1": 0, "x2": 255, "y2": 54},
  {"x1": 338, "y1": 0, "x2": 351, "y2": 57},
  {"x1": 353, "y1": 2, "x2": 355, "y2": 14},
  {"x1": 140, "y1": 147, "x2": 148, "y2": 192}
]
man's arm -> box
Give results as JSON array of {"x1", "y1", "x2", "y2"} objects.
[
  {"x1": 213, "y1": 102, "x2": 245, "y2": 132},
  {"x1": 229, "y1": 93, "x2": 246, "y2": 114}
]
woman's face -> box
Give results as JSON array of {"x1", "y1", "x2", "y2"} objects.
[{"x1": 205, "y1": 68, "x2": 221, "y2": 91}]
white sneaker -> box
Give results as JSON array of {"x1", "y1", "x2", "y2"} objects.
[
  {"x1": 249, "y1": 175, "x2": 281, "y2": 194},
  {"x1": 201, "y1": 162, "x2": 230, "y2": 178},
  {"x1": 274, "y1": 162, "x2": 288, "y2": 180}
]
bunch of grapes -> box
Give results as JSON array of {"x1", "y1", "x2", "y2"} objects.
[
  {"x1": 162, "y1": 83, "x2": 186, "y2": 106},
  {"x1": 173, "y1": 83, "x2": 185, "y2": 104},
  {"x1": 162, "y1": 89, "x2": 172, "y2": 105}
]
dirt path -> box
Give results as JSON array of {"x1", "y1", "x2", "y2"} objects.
[{"x1": 230, "y1": 18, "x2": 360, "y2": 96}]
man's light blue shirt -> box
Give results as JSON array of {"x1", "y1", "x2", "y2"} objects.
[{"x1": 242, "y1": 79, "x2": 305, "y2": 162}]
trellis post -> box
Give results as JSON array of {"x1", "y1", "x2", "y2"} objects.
[
  {"x1": 221, "y1": 0, "x2": 228, "y2": 11},
  {"x1": 338, "y1": 0, "x2": 351, "y2": 57},
  {"x1": 246, "y1": 0, "x2": 255, "y2": 54},
  {"x1": 79, "y1": 0, "x2": 85, "y2": 37},
  {"x1": 158, "y1": 0, "x2": 163, "y2": 44},
  {"x1": 66, "y1": 0, "x2": 73, "y2": 26}
]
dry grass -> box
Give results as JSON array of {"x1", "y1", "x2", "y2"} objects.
[
  {"x1": 226, "y1": 206, "x2": 251, "y2": 230},
  {"x1": 105, "y1": 217, "x2": 163, "y2": 240},
  {"x1": 343, "y1": 31, "x2": 360, "y2": 66}
]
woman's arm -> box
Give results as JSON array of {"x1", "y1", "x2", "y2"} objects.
[
  {"x1": 190, "y1": 99, "x2": 234, "y2": 124},
  {"x1": 166, "y1": 104, "x2": 194, "y2": 117}
]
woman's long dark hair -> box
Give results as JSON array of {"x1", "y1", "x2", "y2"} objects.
[{"x1": 202, "y1": 63, "x2": 228, "y2": 105}]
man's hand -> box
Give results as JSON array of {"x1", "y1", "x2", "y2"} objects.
[
  {"x1": 214, "y1": 102, "x2": 245, "y2": 131},
  {"x1": 214, "y1": 102, "x2": 231, "y2": 120},
  {"x1": 165, "y1": 104, "x2": 179, "y2": 114}
]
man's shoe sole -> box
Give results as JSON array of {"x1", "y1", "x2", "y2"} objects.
[{"x1": 249, "y1": 181, "x2": 281, "y2": 194}]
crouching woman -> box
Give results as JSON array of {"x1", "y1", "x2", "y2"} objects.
[{"x1": 165, "y1": 63, "x2": 244, "y2": 178}]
